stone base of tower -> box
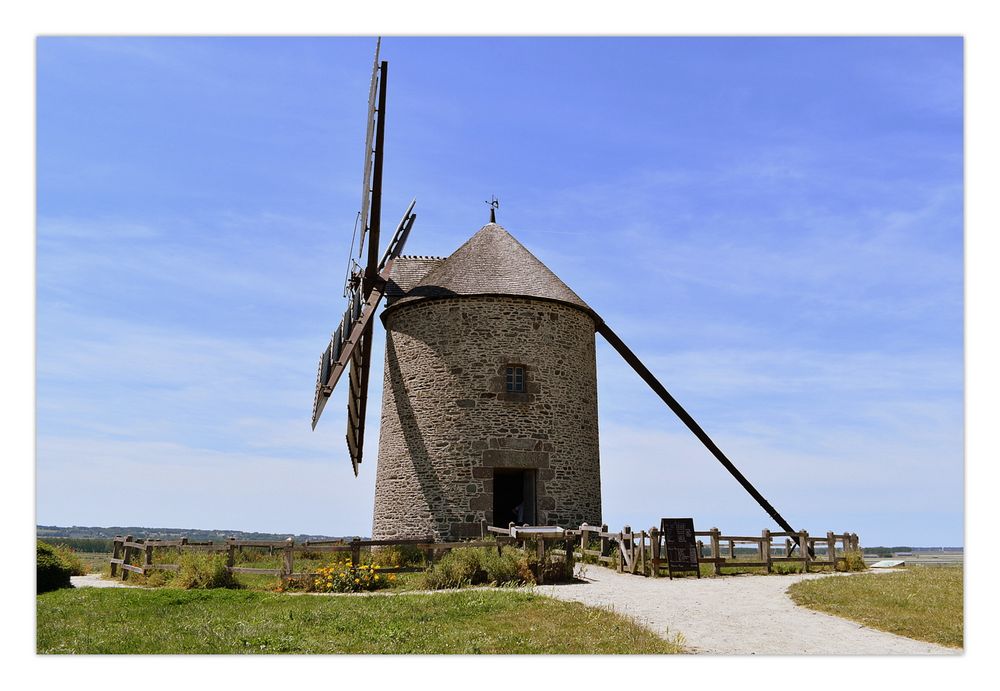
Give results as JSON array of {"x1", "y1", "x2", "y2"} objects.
[{"x1": 372, "y1": 294, "x2": 602, "y2": 542}]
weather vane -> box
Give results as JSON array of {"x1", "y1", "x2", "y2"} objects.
[{"x1": 486, "y1": 195, "x2": 499, "y2": 223}]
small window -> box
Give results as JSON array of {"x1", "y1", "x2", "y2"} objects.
[{"x1": 505, "y1": 366, "x2": 524, "y2": 393}]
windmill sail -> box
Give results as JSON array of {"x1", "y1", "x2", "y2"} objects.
[
  {"x1": 356, "y1": 38, "x2": 381, "y2": 258},
  {"x1": 312, "y1": 40, "x2": 413, "y2": 478},
  {"x1": 312, "y1": 203, "x2": 417, "y2": 474}
]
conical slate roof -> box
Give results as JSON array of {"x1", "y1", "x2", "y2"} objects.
[{"x1": 386, "y1": 223, "x2": 595, "y2": 319}]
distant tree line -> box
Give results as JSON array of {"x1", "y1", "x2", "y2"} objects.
[
  {"x1": 862, "y1": 546, "x2": 963, "y2": 557},
  {"x1": 36, "y1": 525, "x2": 352, "y2": 543},
  {"x1": 42, "y1": 537, "x2": 115, "y2": 553}
]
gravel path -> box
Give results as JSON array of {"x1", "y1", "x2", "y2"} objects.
[
  {"x1": 533, "y1": 565, "x2": 958, "y2": 655},
  {"x1": 71, "y1": 574, "x2": 142, "y2": 588}
]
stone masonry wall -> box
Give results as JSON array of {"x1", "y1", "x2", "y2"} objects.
[{"x1": 372, "y1": 296, "x2": 601, "y2": 540}]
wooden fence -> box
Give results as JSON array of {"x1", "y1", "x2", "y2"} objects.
[
  {"x1": 605, "y1": 526, "x2": 860, "y2": 576},
  {"x1": 685, "y1": 528, "x2": 861, "y2": 576},
  {"x1": 110, "y1": 524, "x2": 861, "y2": 583},
  {"x1": 489, "y1": 523, "x2": 860, "y2": 577},
  {"x1": 109, "y1": 534, "x2": 493, "y2": 582}
]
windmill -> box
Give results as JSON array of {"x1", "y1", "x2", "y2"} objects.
[{"x1": 311, "y1": 42, "x2": 804, "y2": 543}]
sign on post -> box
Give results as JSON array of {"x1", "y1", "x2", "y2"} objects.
[{"x1": 660, "y1": 517, "x2": 700, "y2": 579}]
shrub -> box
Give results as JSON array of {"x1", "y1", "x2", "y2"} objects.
[
  {"x1": 480, "y1": 549, "x2": 534, "y2": 586},
  {"x1": 523, "y1": 541, "x2": 574, "y2": 583},
  {"x1": 843, "y1": 549, "x2": 867, "y2": 572},
  {"x1": 311, "y1": 558, "x2": 393, "y2": 593},
  {"x1": 142, "y1": 570, "x2": 173, "y2": 587},
  {"x1": 37, "y1": 540, "x2": 74, "y2": 593},
  {"x1": 772, "y1": 562, "x2": 802, "y2": 575},
  {"x1": 173, "y1": 552, "x2": 238, "y2": 589},
  {"x1": 371, "y1": 544, "x2": 426, "y2": 569},
  {"x1": 49, "y1": 543, "x2": 88, "y2": 576},
  {"x1": 421, "y1": 547, "x2": 543, "y2": 589},
  {"x1": 421, "y1": 548, "x2": 487, "y2": 589}
]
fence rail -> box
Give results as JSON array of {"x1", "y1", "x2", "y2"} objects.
[{"x1": 108, "y1": 534, "x2": 495, "y2": 582}]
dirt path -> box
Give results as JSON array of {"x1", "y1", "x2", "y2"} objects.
[{"x1": 533, "y1": 565, "x2": 958, "y2": 655}]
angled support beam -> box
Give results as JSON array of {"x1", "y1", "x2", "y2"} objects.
[{"x1": 595, "y1": 319, "x2": 803, "y2": 541}]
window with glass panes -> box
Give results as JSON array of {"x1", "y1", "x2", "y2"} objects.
[{"x1": 505, "y1": 366, "x2": 524, "y2": 393}]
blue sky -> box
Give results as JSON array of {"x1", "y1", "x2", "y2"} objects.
[{"x1": 36, "y1": 37, "x2": 963, "y2": 546}]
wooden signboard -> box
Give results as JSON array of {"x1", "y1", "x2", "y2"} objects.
[{"x1": 660, "y1": 517, "x2": 700, "y2": 579}]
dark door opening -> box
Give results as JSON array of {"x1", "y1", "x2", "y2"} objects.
[{"x1": 493, "y1": 469, "x2": 536, "y2": 527}]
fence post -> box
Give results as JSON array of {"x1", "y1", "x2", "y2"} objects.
[
  {"x1": 599, "y1": 524, "x2": 609, "y2": 558},
  {"x1": 799, "y1": 531, "x2": 809, "y2": 573},
  {"x1": 826, "y1": 531, "x2": 836, "y2": 569},
  {"x1": 121, "y1": 535, "x2": 134, "y2": 581},
  {"x1": 710, "y1": 528, "x2": 722, "y2": 575},
  {"x1": 350, "y1": 538, "x2": 360, "y2": 570},
  {"x1": 580, "y1": 523, "x2": 590, "y2": 560},
  {"x1": 480, "y1": 519, "x2": 487, "y2": 539},
  {"x1": 110, "y1": 537, "x2": 122, "y2": 578},
  {"x1": 226, "y1": 541, "x2": 236, "y2": 572},
  {"x1": 537, "y1": 538, "x2": 546, "y2": 584},
  {"x1": 623, "y1": 525, "x2": 632, "y2": 573},
  {"x1": 762, "y1": 529, "x2": 772, "y2": 574},
  {"x1": 144, "y1": 543, "x2": 154, "y2": 574},
  {"x1": 639, "y1": 530, "x2": 647, "y2": 576},
  {"x1": 649, "y1": 526, "x2": 659, "y2": 577},
  {"x1": 283, "y1": 538, "x2": 294, "y2": 580}
]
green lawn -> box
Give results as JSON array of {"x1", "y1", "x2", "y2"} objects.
[
  {"x1": 37, "y1": 587, "x2": 683, "y2": 654},
  {"x1": 787, "y1": 566, "x2": 963, "y2": 648}
]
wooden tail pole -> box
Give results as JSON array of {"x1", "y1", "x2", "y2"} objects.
[{"x1": 596, "y1": 320, "x2": 803, "y2": 544}]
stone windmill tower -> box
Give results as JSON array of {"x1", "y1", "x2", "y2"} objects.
[
  {"x1": 311, "y1": 44, "x2": 804, "y2": 543},
  {"x1": 371, "y1": 222, "x2": 602, "y2": 539}
]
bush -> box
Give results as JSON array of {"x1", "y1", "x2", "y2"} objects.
[
  {"x1": 50, "y1": 543, "x2": 88, "y2": 576},
  {"x1": 371, "y1": 544, "x2": 426, "y2": 569},
  {"x1": 420, "y1": 547, "x2": 543, "y2": 589},
  {"x1": 843, "y1": 549, "x2": 867, "y2": 572},
  {"x1": 173, "y1": 552, "x2": 238, "y2": 589},
  {"x1": 421, "y1": 548, "x2": 487, "y2": 589},
  {"x1": 772, "y1": 562, "x2": 802, "y2": 575},
  {"x1": 37, "y1": 540, "x2": 74, "y2": 593},
  {"x1": 524, "y1": 541, "x2": 574, "y2": 583},
  {"x1": 481, "y1": 549, "x2": 534, "y2": 586},
  {"x1": 142, "y1": 570, "x2": 173, "y2": 587}
]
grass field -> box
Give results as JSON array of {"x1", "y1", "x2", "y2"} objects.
[
  {"x1": 76, "y1": 552, "x2": 111, "y2": 574},
  {"x1": 37, "y1": 587, "x2": 683, "y2": 654},
  {"x1": 787, "y1": 566, "x2": 963, "y2": 648}
]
